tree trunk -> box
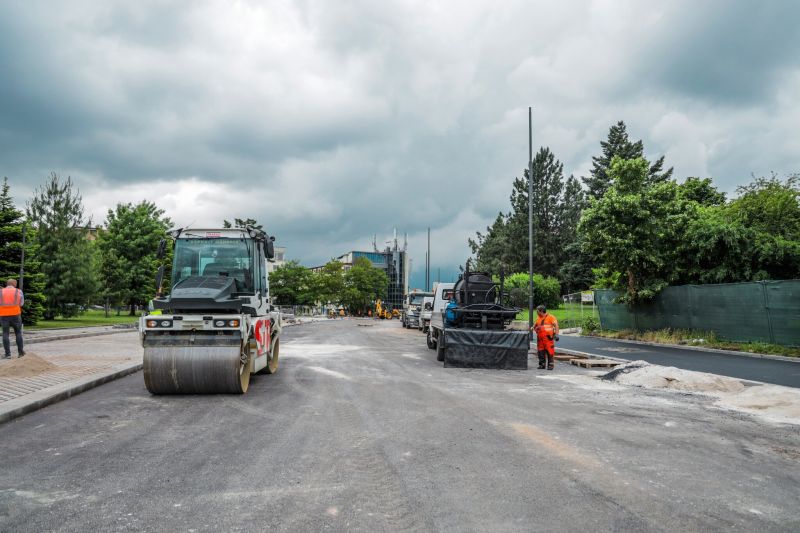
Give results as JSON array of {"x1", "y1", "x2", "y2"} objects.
[
  {"x1": 128, "y1": 300, "x2": 136, "y2": 316},
  {"x1": 627, "y1": 270, "x2": 636, "y2": 300}
]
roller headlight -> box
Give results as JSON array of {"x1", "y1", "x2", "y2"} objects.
[
  {"x1": 228, "y1": 319, "x2": 240, "y2": 327},
  {"x1": 160, "y1": 320, "x2": 171, "y2": 327},
  {"x1": 146, "y1": 320, "x2": 157, "y2": 328},
  {"x1": 214, "y1": 320, "x2": 226, "y2": 327}
]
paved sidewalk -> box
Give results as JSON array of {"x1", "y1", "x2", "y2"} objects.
[{"x1": 0, "y1": 331, "x2": 142, "y2": 424}]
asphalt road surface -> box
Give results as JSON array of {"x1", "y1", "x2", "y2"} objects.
[
  {"x1": 558, "y1": 335, "x2": 800, "y2": 388},
  {"x1": 1, "y1": 320, "x2": 799, "y2": 532}
]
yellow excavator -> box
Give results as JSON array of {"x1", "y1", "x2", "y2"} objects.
[{"x1": 375, "y1": 299, "x2": 393, "y2": 319}]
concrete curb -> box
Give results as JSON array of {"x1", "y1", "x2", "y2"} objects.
[
  {"x1": 26, "y1": 328, "x2": 135, "y2": 345},
  {"x1": 576, "y1": 335, "x2": 800, "y2": 363},
  {"x1": 0, "y1": 362, "x2": 143, "y2": 425}
]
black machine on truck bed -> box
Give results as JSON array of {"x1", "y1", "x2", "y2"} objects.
[{"x1": 428, "y1": 264, "x2": 528, "y2": 369}]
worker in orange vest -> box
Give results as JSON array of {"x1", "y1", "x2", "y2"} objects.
[
  {"x1": 0, "y1": 279, "x2": 25, "y2": 358},
  {"x1": 532, "y1": 305, "x2": 558, "y2": 370}
]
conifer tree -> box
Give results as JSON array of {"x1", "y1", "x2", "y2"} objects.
[
  {"x1": 0, "y1": 178, "x2": 46, "y2": 324},
  {"x1": 583, "y1": 121, "x2": 673, "y2": 199},
  {"x1": 27, "y1": 173, "x2": 98, "y2": 318}
]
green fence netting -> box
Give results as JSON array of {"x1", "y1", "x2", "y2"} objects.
[{"x1": 595, "y1": 280, "x2": 800, "y2": 346}]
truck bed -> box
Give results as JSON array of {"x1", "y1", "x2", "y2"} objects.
[{"x1": 443, "y1": 328, "x2": 529, "y2": 369}]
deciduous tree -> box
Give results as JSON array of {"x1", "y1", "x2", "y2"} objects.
[
  {"x1": 342, "y1": 257, "x2": 388, "y2": 312},
  {"x1": 579, "y1": 157, "x2": 692, "y2": 303},
  {"x1": 269, "y1": 260, "x2": 316, "y2": 305},
  {"x1": 97, "y1": 201, "x2": 171, "y2": 315}
]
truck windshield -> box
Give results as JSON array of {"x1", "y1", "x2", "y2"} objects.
[
  {"x1": 409, "y1": 294, "x2": 426, "y2": 305},
  {"x1": 172, "y1": 238, "x2": 255, "y2": 293}
]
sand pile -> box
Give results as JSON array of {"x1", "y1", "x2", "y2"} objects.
[
  {"x1": 716, "y1": 386, "x2": 800, "y2": 425},
  {"x1": 0, "y1": 353, "x2": 57, "y2": 378},
  {"x1": 601, "y1": 360, "x2": 800, "y2": 425},
  {"x1": 603, "y1": 360, "x2": 746, "y2": 394}
]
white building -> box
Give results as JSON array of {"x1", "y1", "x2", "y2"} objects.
[{"x1": 267, "y1": 246, "x2": 286, "y2": 273}]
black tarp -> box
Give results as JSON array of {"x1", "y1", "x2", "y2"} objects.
[{"x1": 443, "y1": 329, "x2": 529, "y2": 369}]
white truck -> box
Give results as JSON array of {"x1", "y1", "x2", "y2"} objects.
[
  {"x1": 425, "y1": 282, "x2": 455, "y2": 353},
  {"x1": 419, "y1": 295, "x2": 434, "y2": 333},
  {"x1": 427, "y1": 266, "x2": 527, "y2": 369},
  {"x1": 402, "y1": 290, "x2": 433, "y2": 329}
]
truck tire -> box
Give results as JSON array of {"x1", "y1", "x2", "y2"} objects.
[
  {"x1": 426, "y1": 329, "x2": 435, "y2": 349},
  {"x1": 436, "y1": 332, "x2": 445, "y2": 362}
]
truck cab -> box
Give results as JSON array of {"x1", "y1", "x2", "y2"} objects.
[
  {"x1": 419, "y1": 296, "x2": 434, "y2": 333},
  {"x1": 402, "y1": 290, "x2": 433, "y2": 329},
  {"x1": 426, "y1": 282, "x2": 455, "y2": 351}
]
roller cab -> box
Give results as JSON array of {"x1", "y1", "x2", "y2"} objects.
[{"x1": 140, "y1": 227, "x2": 282, "y2": 394}]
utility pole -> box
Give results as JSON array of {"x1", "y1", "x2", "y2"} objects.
[
  {"x1": 426, "y1": 227, "x2": 431, "y2": 291},
  {"x1": 528, "y1": 107, "x2": 535, "y2": 342},
  {"x1": 19, "y1": 224, "x2": 26, "y2": 291}
]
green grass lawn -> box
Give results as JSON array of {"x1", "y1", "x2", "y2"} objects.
[
  {"x1": 29, "y1": 309, "x2": 141, "y2": 330},
  {"x1": 516, "y1": 303, "x2": 599, "y2": 327}
]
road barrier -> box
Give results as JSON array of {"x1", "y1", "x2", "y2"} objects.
[{"x1": 595, "y1": 280, "x2": 800, "y2": 346}]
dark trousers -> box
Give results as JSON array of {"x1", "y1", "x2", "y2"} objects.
[
  {"x1": 537, "y1": 349, "x2": 554, "y2": 369},
  {"x1": 1, "y1": 315, "x2": 24, "y2": 356}
]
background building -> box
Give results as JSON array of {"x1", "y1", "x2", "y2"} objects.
[
  {"x1": 267, "y1": 246, "x2": 286, "y2": 273},
  {"x1": 313, "y1": 231, "x2": 409, "y2": 310}
]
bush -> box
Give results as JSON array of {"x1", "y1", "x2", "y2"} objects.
[
  {"x1": 501, "y1": 272, "x2": 561, "y2": 309},
  {"x1": 581, "y1": 316, "x2": 600, "y2": 333}
]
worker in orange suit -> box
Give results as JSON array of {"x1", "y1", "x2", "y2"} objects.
[
  {"x1": 532, "y1": 305, "x2": 558, "y2": 370},
  {"x1": 0, "y1": 279, "x2": 25, "y2": 358}
]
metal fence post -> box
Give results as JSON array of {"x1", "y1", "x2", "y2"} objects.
[{"x1": 761, "y1": 282, "x2": 776, "y2": 344}]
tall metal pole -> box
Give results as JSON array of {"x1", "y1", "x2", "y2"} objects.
[
  {"x1": 426, "y1": 227, "x2": 431, "y2": 291},
  {"x1": 19, "y1": 224, "x2": 26, "y2": 291},
  {"x1": 528, "y1": 107, "x2": 534, "y2": 341}
]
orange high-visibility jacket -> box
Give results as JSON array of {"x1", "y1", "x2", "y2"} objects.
[
  {"x1": 0, "y1": 287, "x2": 23, "y2": 317},
  {"x1": 534, "y1": 313, "x2": 558, "y2": 342}
]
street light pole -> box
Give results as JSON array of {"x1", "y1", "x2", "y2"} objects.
[
  {"x1": 19, "y1": 224, "x2": 26, "y2": 291},
  {"x1": 528, "y1": 107, "x2": 535, "y2": 341}
]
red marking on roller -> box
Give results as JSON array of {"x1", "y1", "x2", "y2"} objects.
[{"x1": 255, "y1": 318, "x2": 271, "y2": 355}]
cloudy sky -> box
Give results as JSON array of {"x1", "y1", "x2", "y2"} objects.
[{"x1": 2, "y1": 0, "x2": 799, "y2": 288}]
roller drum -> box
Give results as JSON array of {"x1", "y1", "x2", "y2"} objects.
[{"x1": 143, "y1": 334, "x2": 249, "y2": 394}]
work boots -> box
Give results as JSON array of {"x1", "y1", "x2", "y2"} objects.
[
  {"x1": 547, "y1": 355, "x2": 555, "y2": 370},
  {"x1": 537, "y1": 351, "x2": 546, "y2": 369}
]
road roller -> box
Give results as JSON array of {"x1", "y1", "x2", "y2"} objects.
[{"x1": 139, "y1": 226, "x2": 282, "y2": 394}]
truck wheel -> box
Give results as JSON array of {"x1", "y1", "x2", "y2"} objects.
[
  {"x1": 426, "y1": 329, "x2": 435, "y2": 350},
  {"x1": 436, "y1": 336, "x2": 445, "y2": 362}
]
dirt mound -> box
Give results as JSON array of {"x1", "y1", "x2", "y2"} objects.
[
  {"x1": 716, "y1": 386, "x2": 800, "y2": 425},
  {"x1": 602, "y1": 360, "x2": 746, "y2": 394},
  {"x1": 0, "y1": 353, "x2": 58, "y2": 378}
]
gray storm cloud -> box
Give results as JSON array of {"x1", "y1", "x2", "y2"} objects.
[{"x1": 1, "y1": 0, "x2": 798, "y2": 288}]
